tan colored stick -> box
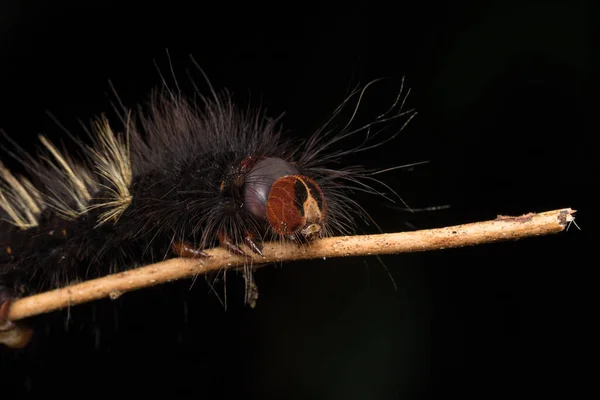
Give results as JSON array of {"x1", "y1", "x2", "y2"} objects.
[{"x1": 7, "y1": 208, "x2": 576, "y2": 322}]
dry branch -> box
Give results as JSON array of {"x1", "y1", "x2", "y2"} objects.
[{"x1": 7, "y1": 208, "x2": 575, "y2": 322}]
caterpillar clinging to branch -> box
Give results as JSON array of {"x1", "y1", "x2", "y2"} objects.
[{"x1": 0, "y1": 59, "x2": 417, "y2": 348}]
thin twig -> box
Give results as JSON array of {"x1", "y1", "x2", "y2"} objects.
[{"x1": 7, "y1": 208, "x2": 575, "y2": 322}]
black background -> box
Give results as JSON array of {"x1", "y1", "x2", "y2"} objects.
[{"x1": 0, "y1": 1, "x2": 593, "y2": 398}]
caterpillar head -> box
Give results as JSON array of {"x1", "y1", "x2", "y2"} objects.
[{"x1": 243, "y1": 157, "x2": 326, "y2": 243}]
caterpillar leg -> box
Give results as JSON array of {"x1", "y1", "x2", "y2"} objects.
[
  {"x1": 0, "y1": 295, "x2": 34, "y2": 349},
  {"x1": 218, "y1": 230, "x2": 264, "y2": 258},
  {"x1": 172, "y1": 230, "x2": 264, "y2": 260},
  {"x1": 243, "y1": 233, "x2": 264, "y2": 257},
  {"x1": 171, "y1": 242, "x2": 212, "y2": 259}
]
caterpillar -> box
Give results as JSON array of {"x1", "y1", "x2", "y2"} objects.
[{"x1": 0, "y1": 59, "x2": 417, "y2": 349}]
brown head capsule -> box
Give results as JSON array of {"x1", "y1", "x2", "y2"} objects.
[{"x1": 265, "y1": 175, "x2": 326, "y2": 242}]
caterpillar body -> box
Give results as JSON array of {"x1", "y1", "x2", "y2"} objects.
[{"x1": 0, "y1": 65, "x2": 416, "y2": 348}]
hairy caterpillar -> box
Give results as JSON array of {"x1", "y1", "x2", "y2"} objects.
[{"x1": 0, "y1": 60, "x2": 416, "y2": 348}]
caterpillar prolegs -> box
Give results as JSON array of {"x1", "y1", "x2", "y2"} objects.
[{"x1": 0, "y1": 65, "x2": 416, "y2": 348}]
